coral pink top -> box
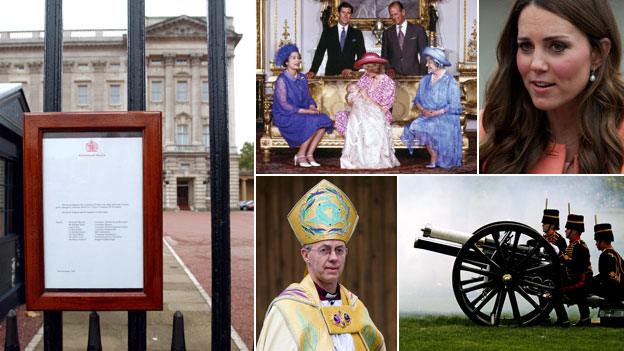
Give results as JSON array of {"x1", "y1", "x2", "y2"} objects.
[
  {"x1": 479, "y1": 118, "x2": 624, "y2": 174},
  {"x1": 528, "y1": 142, "x2": 579, "y2": 174}
]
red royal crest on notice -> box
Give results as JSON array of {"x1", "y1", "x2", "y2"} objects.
[{"x1": 86, "y1": 140, "x2": 98, "y2": 153}]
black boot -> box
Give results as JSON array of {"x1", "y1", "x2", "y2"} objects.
[
  {"x1": 574, "y1": 303, "x2": 591, "y2": 327},
  {"x1": 554, "y1": 303, "x2": 570, "y2": 327},
  {"x1": 538, "y1": 296, "x2": 553, "y2": 325}
]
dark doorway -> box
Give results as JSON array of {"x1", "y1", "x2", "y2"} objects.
[{"x1": 177, "y1": 180, "x2": 190, "y2": 210}]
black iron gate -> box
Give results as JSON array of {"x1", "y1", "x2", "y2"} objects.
[{"x1": 39, "y1": 0, "x2": 232, "y2": 349}]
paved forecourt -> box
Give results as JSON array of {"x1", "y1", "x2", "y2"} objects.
[{"x1": 30, "y1": 243, "x2": 240, "y2": 350}]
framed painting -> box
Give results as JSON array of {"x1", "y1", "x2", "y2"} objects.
[{"x1": 332, "y1": 0, "x2": 430, "y2": 29}]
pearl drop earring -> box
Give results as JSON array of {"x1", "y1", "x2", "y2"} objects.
[{"x1": 589, "y1": 70, "x2": 597, "y2": 82}]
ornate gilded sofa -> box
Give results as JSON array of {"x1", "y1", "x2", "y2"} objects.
[{"x1": 259, "y1": 74, "x2": 474, "y2": 163}]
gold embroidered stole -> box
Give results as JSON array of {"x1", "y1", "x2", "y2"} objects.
[{"x1": 270, "y1": 275, "x2": 385, "y2": 351}]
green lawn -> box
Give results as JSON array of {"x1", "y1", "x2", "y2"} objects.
[{"x1": 399, "y1": 315, "x2": 623, "y2": 351}]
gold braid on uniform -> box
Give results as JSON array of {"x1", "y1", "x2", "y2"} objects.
[
  {"x1": 561, "y1": 240, "x2": 592, "y2": 291},
  {"x1": 562, "y1": 240, "x2": 578, "y2": 261},
  {"x1": 606, "y1": 249, "x2": 623, "y2": 284},
  {"x1": 544, "y1": 230, "x2": 559, "y2": 245}
]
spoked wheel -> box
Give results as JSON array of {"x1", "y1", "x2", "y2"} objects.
[{"x1": 452, "y1": 221, "x2": 561, "y2": 326}]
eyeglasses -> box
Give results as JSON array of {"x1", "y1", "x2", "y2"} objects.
[{"x1": 308, "y1": 246, "x2": 348, "y2": 257}]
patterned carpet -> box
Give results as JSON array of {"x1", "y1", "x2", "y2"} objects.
[{"x1": 256, "y1": 130, "x2": 477, "y2": 174}]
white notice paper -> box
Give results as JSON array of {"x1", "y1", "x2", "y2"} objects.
[{"x1": 43, "y1": 136, "x2": 143, "y2": 289}]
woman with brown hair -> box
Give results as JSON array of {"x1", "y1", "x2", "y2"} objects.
[{"x1": 479, "y1": 0, "x2": 624, "y2": 173}]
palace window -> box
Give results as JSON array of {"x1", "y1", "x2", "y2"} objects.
[
  {"x1": 202, "y1": 81, "x2": 209, "y2": 102},
  {"x1": 176, "y1": 81, "x2": 188, "y2": 102},
  {"x1": 203, "y1": 125, "x2": 209, "y2": 149},
  {"x1": 77, "y1": 85, "x2": 89, "y2": 106},
  {"x1": 109, "y1": 84, "x2": 121, "y2": 105},
  {"x1": 176, "y1": 124, "x2": 189, "y2": 145},
  {"x1": 151, "y1": 81, "x2": 163, "y2": 102}
]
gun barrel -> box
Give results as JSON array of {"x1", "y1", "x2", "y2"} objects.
[
  {"x1": 418, "y1": 223, "x2": 549, "y2": 262},
  {"x1": 422, "y1": 223, "x2": 480, "y2": 245},
  {"x1": 414, "y1": 237, "x2": 462, "y2": 257}
]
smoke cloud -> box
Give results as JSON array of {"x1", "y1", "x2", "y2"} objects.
[{"x1": 398, "y1": 176, "x2": 624, "y2": 315}]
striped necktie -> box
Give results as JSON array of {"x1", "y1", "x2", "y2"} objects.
[
  {"x1": 398, "y1": 25, "x2": 405, "y2": 50},
  {"x1": 340, "y1": 27, "x2": 346, "y2": 50}
]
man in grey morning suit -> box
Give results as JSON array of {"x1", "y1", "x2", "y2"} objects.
[{"x1": 381, "y1": 1, "x2": 428, "y2": 76}]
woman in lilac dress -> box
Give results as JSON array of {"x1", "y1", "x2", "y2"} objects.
[
  {"x1": 272, "y1": 44, "x2": 333, "y2": 167},
  {"x1": 401, "y1": 47, "x2": 462, "y2": 168},
  {"x1": 337, "y1": 53, "x2": 400, "y2": 169}
]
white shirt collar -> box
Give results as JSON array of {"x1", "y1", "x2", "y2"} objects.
[
  {"x1": 338, "y1": 23, "x2": 348, "y2": 33},
  {"x1": 396, "y1": 21, "x2": 406, "y2": 34}
]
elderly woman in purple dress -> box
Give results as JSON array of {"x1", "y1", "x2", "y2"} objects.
[
  {"x1": 401, "y1": 47, "x2": 462, "y2": 168},
  {"x1": 336, "y1": 52, "x2": 400, "y2": 169},
  {"x1": 272, "y1": 44, "x2": 334, "y2": 167}
]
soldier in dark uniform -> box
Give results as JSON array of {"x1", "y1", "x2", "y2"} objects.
[
  {"x1": 555, "y1": 214, "x2": 593, "y2": 326},
  {"x1": 590, "y1": 223, "x2": 624, "y2": 306},
  {"x1": 542, "y1": 209, "x2": 567, "y2": 254},
  {"x1": 538, "y1": 208, "x2": 569, "y2": 324}
]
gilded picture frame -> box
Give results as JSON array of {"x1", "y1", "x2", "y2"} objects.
[{"x1": 331, "y1": 0, "x2": 430, "y2": 29}]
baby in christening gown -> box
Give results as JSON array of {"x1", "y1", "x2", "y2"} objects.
[
  {"x1": 346, "y1": 82, "x2": 360, "y2": 103},
  {"x1": 339, "y1": 80, "x2": 400, "y2": 169},
  {"x1": 334, "y1": 83, "x2": 361, "y2": 135}
]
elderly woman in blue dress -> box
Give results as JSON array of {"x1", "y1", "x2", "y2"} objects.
[
  {"x1": 401, "y1": 47, "x2": 462, "y2": 168},
  {"x1": 272, "y1": 44, "x2": 334, "y2": 167}
]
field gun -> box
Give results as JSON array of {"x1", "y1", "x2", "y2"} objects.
[{"x1": 414, "y1": 221, "x2": 561, "y2": 326}]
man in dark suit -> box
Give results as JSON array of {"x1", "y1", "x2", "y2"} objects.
[
  {"x1": 381, "y1": 1, "x2": 428, "y2": 76},
  {"x1": 307, "y1": 2, "x2": 365, "y2": 78}
]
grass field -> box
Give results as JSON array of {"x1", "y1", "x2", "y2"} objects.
[{"x1": 399, "y1": 315, "x2": 622, "y2": 351}]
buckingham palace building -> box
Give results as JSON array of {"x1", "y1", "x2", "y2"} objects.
[{"x1": 0, "y1": 15, "x2": 242, "y2": 210}]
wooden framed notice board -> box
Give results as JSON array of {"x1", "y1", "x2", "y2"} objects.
[{"x1": 24, "y1": 112, "x2": 162, "y2": 310}]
